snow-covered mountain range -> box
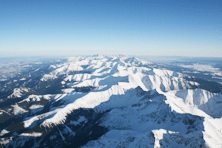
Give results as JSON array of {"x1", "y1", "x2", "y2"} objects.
[{"x1": 0, "y1": 55, "x2": 222, "y2": 148}]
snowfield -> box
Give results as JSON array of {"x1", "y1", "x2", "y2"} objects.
[{"x1": 0, "y1": 55, "x2": 222, "y2": 148}]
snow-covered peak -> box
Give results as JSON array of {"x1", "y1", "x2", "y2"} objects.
[
  {"x1": 7, "y1": 87, "x2": 29, "y2": 98},
  {"x1": 1, "y1": 55, "x2": 222, "y2": 148},
  {"x1": 11, "y1": 103, "x2": 28, "y2": 115},
  {"x1": 37, "y1": 55, "x2": 198, "y2": 127}
]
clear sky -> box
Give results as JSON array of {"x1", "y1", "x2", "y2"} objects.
[{"x1": 0, "y1": 0, "x2": 221, "y2": 57}]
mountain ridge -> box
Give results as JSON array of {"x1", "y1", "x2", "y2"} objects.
[{"x1": 0, "y1": 55, "x2": 222, "y2": 148}]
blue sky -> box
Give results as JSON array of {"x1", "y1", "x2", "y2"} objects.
[{"x1": 0, "y1": 0, "x2": 221, "y2": 57}]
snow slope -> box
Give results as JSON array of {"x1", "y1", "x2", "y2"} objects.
[{"x1": 0, "y1": 55, "x2": 222, "y2": 148}]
